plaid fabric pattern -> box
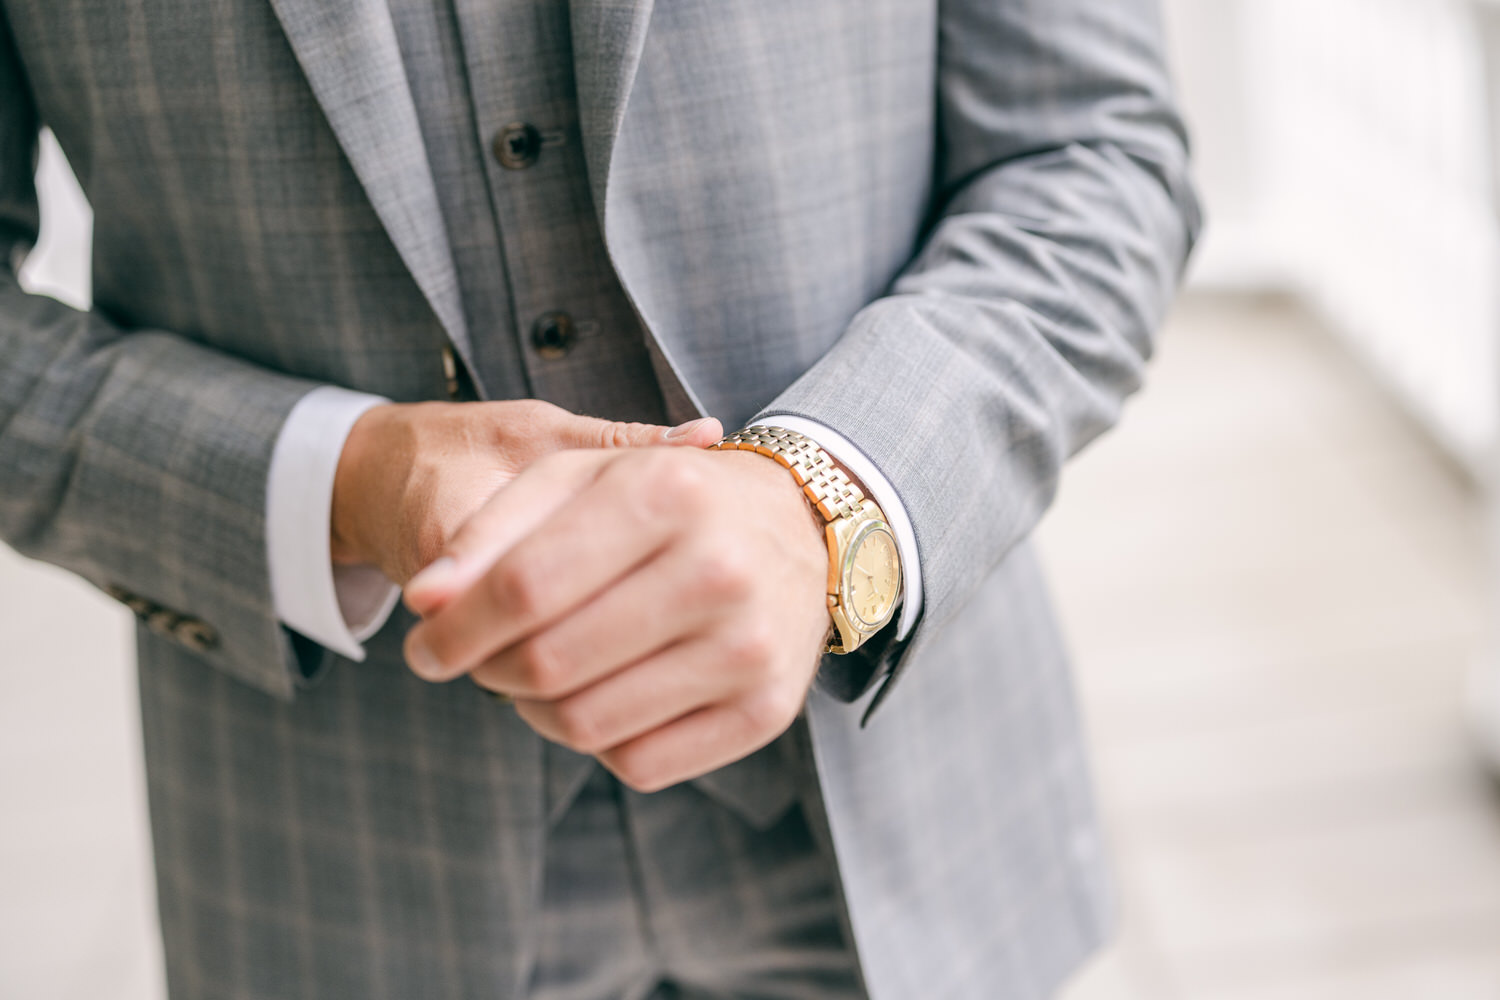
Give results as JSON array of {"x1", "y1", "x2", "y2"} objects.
[
  {"x1": 529, "y1": 767, "x2": 863, "y2": 1000},
  {"x1": 0, "y1": 0, "x2": 1199, "y2": 996}
]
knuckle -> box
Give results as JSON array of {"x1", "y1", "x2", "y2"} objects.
[
  {"x1": 602, "y1": 420, "x2": 638, "y2": 449},
  {"x1": 637, "y1": 447, "x2": 680, "y2": 485},
  {"x1": 635, "y1": 453, "x2": 712, "y2": 523},
  {"x1": 660, "y1": 455, "x2": 710, "y2": 502},
  {"x1": 515, "y1": 636, "x2": 568, "y2": 697},
  {"x1": 617, "y1": 452, "x2": 683, "y2": 521},
  {"x1": 416, "y1": 628, "x2": 462, "y2": 675},
  {"x1": 607, "y1": 751, "x2": 662, "y2": 794},
  {"x1": 725, "y1": 624, "x2": 776, "y2": 673},
  {"x1": 736, "y1": 687, "x2": 801, "y2": 737},
  {"x1": 552, "y1": 700, "x2": 603, "y2": 752},
  {"x1": 468, "y1": 662, "x2": 503, "y2": 693},
  {"x1": 697, "y1": 547, "x2": 754, "y2": 603},
  {"x1": 489, "y1": 561, "x2": 544, "y2": 619}
]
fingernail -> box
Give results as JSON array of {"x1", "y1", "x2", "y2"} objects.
[
  {"x1": 406, "y1": 635, "x2": 446, "y2": 680},
  {"x1": 665, "y1": 417, "x2": 712, "y2": 440},
  {"x1": 407, "y1": 556, "x2": 457, "y2": 593}
]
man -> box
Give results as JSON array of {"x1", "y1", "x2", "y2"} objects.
[{"x1": 0, "y1": 0, "x2": 1199, "y2": 997}]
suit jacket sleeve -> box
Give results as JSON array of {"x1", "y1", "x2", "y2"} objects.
[
  {"x1": 0, "y1": 10, "x2": 322, "y2": 700},
  {"x1": 754, "y1": 0, "x2": 1202, "y2": 712}
]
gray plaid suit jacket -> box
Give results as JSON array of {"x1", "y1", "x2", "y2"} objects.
[{"x1": 0, "y1": 0, "x2": 1199, "y2": 997}]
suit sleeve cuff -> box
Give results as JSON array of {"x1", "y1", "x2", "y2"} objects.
[
  {"x1": 266, "y1": 386, "x2": 400, "y2": 661},
  {"x1": 750, "y1": 414, "x2": 922, "y2": 640}
]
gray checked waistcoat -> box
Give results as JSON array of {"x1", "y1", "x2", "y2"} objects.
[{"x1": 0, "y1": 0, "x2": 1201, "y2": 997}]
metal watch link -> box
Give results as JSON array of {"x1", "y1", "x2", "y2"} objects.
[{"x1": 710, "y1": 427, "x2": 902, "y2": 654}]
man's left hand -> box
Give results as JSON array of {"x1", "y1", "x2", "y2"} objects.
[{"x1": 400, "y1": 445, "x2": 831, "y2": 791}]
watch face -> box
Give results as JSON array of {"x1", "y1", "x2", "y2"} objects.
[{"x1": 846, "y1": 525, "x2": 900, "y2": 630}]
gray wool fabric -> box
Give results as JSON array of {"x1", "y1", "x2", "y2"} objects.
[
  {"x1": 529, "y1": 767, "x2": 862, "y2": 1000},
  {"x1": 0, "y1": 0, "x2": 1201, "y2": 998}
]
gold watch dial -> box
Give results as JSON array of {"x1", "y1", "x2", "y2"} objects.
[{"x1": 846, "y1": 526, "x2": 900, "y2": 630}]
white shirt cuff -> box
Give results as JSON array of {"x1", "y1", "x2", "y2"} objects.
[
  {"x1": 751, "y1": 416, "x2": 923, "y2": 640},
  {"x1": 267, "y1": 386, "x2": 401, "y2": 661}
]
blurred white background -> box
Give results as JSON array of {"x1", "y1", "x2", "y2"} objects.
[
  {"x1": 7, "y1": 2, "x2": 1500, "y2": 997},
  {"x1": 1170, "y1": 0, "x2": 1500, "y2": 472}
]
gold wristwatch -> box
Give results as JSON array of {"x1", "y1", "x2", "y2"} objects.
[{"x1": 711, "y1": 427, "x2": 901, "y2": 654}]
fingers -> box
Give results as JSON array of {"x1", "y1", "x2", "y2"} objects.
[
  {"x1": 467, "y1": 541, "x2": 732, "y2": 699},
  {"x1": 403, "y1": 450, "x2": 605, "y2": 616},
  {"x1": 661, "y1": 416, "x2": 722, "y2": 448},
  {"x1": 508, "y1": 616, "x2": 802, "y2": 773},
  {"x1": 509, "y1": 636, "x2": 730, "y2": 754},
  {"x1": 401, "y1": 415, "x2": 722, "y2": 618},
  {"x1": 596, "y1": 686, "x2": 804, "y2": 793},
  {"x1": 404, "y1": 451, "x2": 693, "y2": 681},
  {"x1": 555, "y1": 412, "x2": 722, "y2": 450}
]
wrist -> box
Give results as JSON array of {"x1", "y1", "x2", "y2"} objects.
[
  {"x1": 715, "y1": 448, "x2": 828, "y2": 544},
  {"x1": 331, "y1": 402, "x2": 402, "y2": 567},
  {"x1": 711, "y1": 427, "x2": 901, "y2": 653}
]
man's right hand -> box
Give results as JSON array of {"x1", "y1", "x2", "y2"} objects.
[{"x1": 329, "y1": 399, "x2": 721, "y2": 586}]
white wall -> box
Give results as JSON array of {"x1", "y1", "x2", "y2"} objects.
[{"x1": 1166, "y1": 0, "x2": 1500, "y2": 478}]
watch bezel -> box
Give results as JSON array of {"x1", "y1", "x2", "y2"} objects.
[{"x1": 839, "y1": 519, "x2": 901, "y2": 633}]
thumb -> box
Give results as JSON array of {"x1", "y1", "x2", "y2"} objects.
[
  {"x1": 403, "y1": 450, "x2": 604, "y2": 617},
  {"x1": 661, "y1": 416, "x2": 724, "y2": 447},
  {"x1": 559, "y1": 414, "x2": 723, "y2": 450}
]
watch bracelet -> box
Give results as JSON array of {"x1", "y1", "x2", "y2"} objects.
[{"x1": 708, "y1": 427, "x2": 866, "y2": 523}]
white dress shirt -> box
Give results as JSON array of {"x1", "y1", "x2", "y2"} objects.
[{"x1": 267, "y1": 386, "x2": 923, "y2": 659}]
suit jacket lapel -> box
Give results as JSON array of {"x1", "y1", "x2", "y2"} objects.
[
  {"x1": 568, "y1": 0, "x2": 657, "y2": 222},
  {"x1": 268, "y1": 0, "x2": 472, "y2": 357},
  {"x1": 569, "y1": 0, "x2": 707, "y2": 423}
]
